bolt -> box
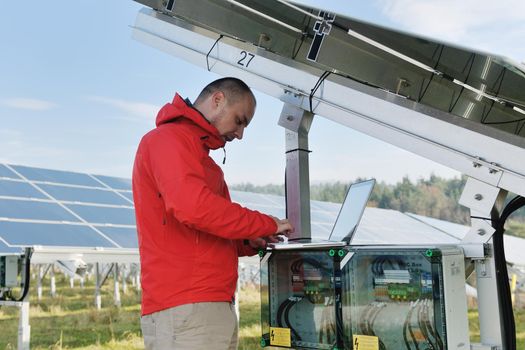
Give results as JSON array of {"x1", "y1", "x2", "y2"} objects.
[
  {"x1": 286, "y1": 115, "x2": 294, "y2": 121},
  {"x1": 481, "y1": 271, "x2": 487, "y2": 277},
  {"x1": 474, "y1": 194, "x2": 483, "y2": 201},
  {"x1": 477, "y1": 229, "x2": 486, "y2": 236},
  {"x1": 473, "y1": 162, "x2": 482, "y2": 168}
]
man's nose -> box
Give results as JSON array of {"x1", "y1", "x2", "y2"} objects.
[{"x1": 235, "y1": 127, "x2": 244, "y2": 140}]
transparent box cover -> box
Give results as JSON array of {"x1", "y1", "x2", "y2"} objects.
[{"x1": 261, "y1": 247, "x2": 449, "y2": 350}]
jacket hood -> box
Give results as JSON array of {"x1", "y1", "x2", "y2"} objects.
[{"x1": 156, "y1": 93, "x2": 225, "y2": 150}]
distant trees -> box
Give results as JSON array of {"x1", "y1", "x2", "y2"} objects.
[{"x1": 231, "y1": 175, "x2": 525, "y2": 238}]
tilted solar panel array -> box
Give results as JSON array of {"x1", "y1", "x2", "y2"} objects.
[
  {"x1": 0, "y1": 164, "x2": 137, "y2": 252},
  {"x1": 0, "y1": 163, "x2": 343, "y2": 254},
  {"x1": 4, "y1": 163, "x2": 524, "y2": 268}
]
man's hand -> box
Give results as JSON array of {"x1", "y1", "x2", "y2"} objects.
[
  {"x1": 271, "y1": 216, "x2": 293, "y2": 235},
  {"x1": 248, "y1": 217, "x2": 294, "y2": 250},
  {"x1": 248, "y1": 233, "x2": 285, "y2": 249}
]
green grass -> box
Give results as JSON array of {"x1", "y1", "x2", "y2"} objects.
[{"x1": 0, "y1": 274, "x2": 523, "y2": 349}]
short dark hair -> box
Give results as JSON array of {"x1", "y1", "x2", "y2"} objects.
[{"x1": 194, "y1": 77, "x2": 256, "y2": 106}]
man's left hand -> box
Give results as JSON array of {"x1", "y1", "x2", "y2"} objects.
[{"x1": 248, "y1": 234, "x2": 283, "y2": 249}]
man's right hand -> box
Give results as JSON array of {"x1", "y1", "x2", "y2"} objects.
[{"x1": 271, "y1": 217, "x2": 293, "y2": 235}]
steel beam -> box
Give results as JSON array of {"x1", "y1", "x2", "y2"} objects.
[{"x1": 279, "y1": 103, "x2": 313, "y2": 240}]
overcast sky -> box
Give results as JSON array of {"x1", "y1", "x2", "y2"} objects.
[{"x1": 1, "y1": 0, "x2": 523, "y2": 185}]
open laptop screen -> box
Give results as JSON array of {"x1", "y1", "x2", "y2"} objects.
[{"x1": 329, "y1": 179, "x2": 375, "y2": 242}]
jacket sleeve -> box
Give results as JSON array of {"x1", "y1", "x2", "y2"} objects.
[
  {"x1": 235, "y1": 239, "x2": 259, "y2": 257},
  {"x1": 145, "y1": 127, "x2": 277, "y2": 240}
]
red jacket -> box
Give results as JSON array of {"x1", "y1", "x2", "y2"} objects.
[{"x1": 133, "y1": 94, "x2": 277, "y2": 316}]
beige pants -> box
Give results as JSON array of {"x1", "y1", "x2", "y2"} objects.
[{"x1": 141, "y1": 302, "x2": 238, "y2": 350}]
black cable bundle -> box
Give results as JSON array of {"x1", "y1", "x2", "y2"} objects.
[{"x1": 491, "y1": 195, "x2": 525, "y2": 350}]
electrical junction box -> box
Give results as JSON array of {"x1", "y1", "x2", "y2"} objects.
[
  {"x1": 0, "y1": 255, "x2": 20, "y2": 288},
  {"x1": 260, "y1": 246, "x2": 469, "y2": 349}
]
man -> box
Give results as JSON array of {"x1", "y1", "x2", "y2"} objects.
[{"x1": 133, "y1": 77, "x2": 293, "y2": 350}]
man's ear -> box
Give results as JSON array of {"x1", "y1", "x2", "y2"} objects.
[{"x1": 211, "y1": 91, "x2": 224, "y2": 107}]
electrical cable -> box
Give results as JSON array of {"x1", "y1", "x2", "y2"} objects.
[
  {"x1": 417, "y1": 301, "x2": 435, "y2": 350},
  {"x1": 360, "y1": 304, "x2": 373, "y2": 335},
  {"x1": 425, "y1": 299, "x2": 443, "y2": 349},
  {"x1": 369, "y1": 304, "x2": 387, "y2": 350},
  {"x1": 448, "y1": 53, "x2": 476, "y2": 113},
  {"x1": 276, "y1": 298, "x2": 292, "y2": 327},
  {"x1": 309, "y1": 71, "x2": 331, "y2": 114},
  {"x1": 206, "y1": 35, "x2": 224, "y2": 71},
  {"x1": 407, "y1": 303, "x2": 420, "y2": 350},
  {"x1": 283, "y1": 298, "x2": 303, "y2": 341},
  {"x1": 403, "y1": 304, "x2": 414, "y2": 350},
  {"x1": 417, "y1": 44, "x2": 444, "y2": 103},
  {"x1": 491, "y1": 195, "x2": 525, "y2": 350}
]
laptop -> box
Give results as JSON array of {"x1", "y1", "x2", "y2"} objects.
[{"x1": 268, "y1": 179, "x2": 376, "y2": 250}]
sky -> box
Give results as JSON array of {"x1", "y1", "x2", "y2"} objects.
[{"x1": 1, "y1": 0, "x2": 524, "y2": 185}]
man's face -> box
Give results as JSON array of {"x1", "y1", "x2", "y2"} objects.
[{"x1": 211, "y1": 93, "x2": 255, "y2": 142}]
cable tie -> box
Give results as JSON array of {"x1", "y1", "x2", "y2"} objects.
[
  {"x1": 285, "y1": 148, "x2": 312, "y2": 154},
  {"x1": 470, "y1": 215, "x2": 492, "y2": 221}
]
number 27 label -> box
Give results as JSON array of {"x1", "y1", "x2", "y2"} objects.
[{"x1": 237, "y1": 50, "x2": 255, "y2": 67}]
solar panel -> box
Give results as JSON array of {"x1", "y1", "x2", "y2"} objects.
[
  {"x1": 0, "y1": 164, "x2": 138, "y2": 255},
  {"x1": 38, "y1": 184, "x2": 131, "y2": 206},
  {"x1": 0, "y1": 221, "x2": 116, "y2": 248},
  {"x1": 0, "y1": 199, "x2": 80, "y2": 222},
  {"x1": 0, "y1": 163, "x2": 523, "y2": 268},
  {"x1": 0, "y1": 164, "x2": 19, "y2": 179},
  {"x1": 118, "y1": 191, "x2": 134, "y2": 202},
  {"x1": 0, "y1": 238, "x2": 21, "y2": 254},
  {"x1": 132, "y1": 1, "x2": 525, "y2": 198},
  {"x1": 96, "y1": 226, "x2": 139, "y2": 248},
  {"x1": 11, "y1": 165, "x2": 102, "y2": 187},
  {"x1": 64, "y1": 205, "x2": 135, "y2": 226},
  {"x1": 92, "y1": 175, "x2": 132, "y2": 191},
  {"x1": 0, "y1": 179, "x2": 48, "y2": 199}
]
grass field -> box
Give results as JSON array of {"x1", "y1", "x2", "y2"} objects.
[{"x1": 0, "y1": 273, "x2": 523, "y2": 349}]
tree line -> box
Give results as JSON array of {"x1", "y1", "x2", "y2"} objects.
[{"x1": 231, "y1": 175, "x2": 525, "y2": 238}]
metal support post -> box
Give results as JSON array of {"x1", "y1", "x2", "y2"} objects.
[
  {"x1": 278, "y1": 103, "x2": 314, "y2": 240},
  {"x1": 459, "y1": 177, "x2": 507, "y2": 348},
  {"x1": 95, "y1": 263, "x2": 101, "y2": 310},
  {"x1": 69, "y1": 277, "x2": 74, "y2": 288},
  {"x1": 136, "y1": 272, "x2": 141, "y2": 291},
  {"x1": 37, "y1": 265, "x2": 42, "y2": 300},
  {"x1": 113, "y1": 264, "x2": 121, "y2": 307},
  {"x1": 122, "y1": 265, "x2": 128, "y2": 294},
  {"x1": 18, "y1": 299, "x2": 30, "y2": 350},
  {"x1": 50, "y1": 266, "x2": 56, "y2": 298}
]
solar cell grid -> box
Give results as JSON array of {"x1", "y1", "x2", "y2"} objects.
[
  {"x1": 230, "y1": 191, "x2": 284, "y2": 206},
  {"x1": 0, "y1": 164, "x2": 19, "y2": 179},
  {"x1": 38, "y1": 184, "x2": 131, "y2": 206},
  {"x1": 0, "y1": 221, "x2": 117, "y2": 248},
  {"x1": 11, "y1": 165, "x2": 102, "y2": 187},
  {"x1": 0, "y1": 199, "x2": 80, "y2": 222},
  {"x1": 65, "y1": 204, "x2": 136, "y2": 225},
  {"x1": 96, "y1": 226, "x2": 138, "y2": 248},
  {"x1": 118, "y1": 191, "x2": 134, "y2": 202},
  {"x1": 0, "y1": 237, "x2": 21, "y2": 254},
  {"x1": 0, "y1": 179, "x2": 48, "y2": 199},
  {"x1": 93, "y1": 175, "x2": 132, "y2": 190}
]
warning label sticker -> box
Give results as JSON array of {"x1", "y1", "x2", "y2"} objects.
[
  {"x1": 352, "y1": 334, "x2": 379, "y2": 350},
  {"x1": 269, "y1": 327, "x2": 291, "y2": 347}
]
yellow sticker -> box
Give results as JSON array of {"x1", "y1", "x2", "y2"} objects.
[
  {"x1": 352, "y1": 334, "x2": 379, "y2": 350},
  {"x1": 269, "y1": 327, "x2": 291, "y2": 347}
]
